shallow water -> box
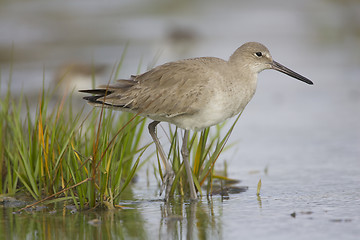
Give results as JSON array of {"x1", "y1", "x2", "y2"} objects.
[
  {"x1": 1, "y1": 177, "x2": 359, "y2": 240},
  {"x1": 1, "y1": 0, "x2": 360, "y2": 239}
]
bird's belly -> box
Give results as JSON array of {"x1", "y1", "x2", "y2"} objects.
[
  {"x1": 173, "y1": 110, "x2": 232, "y2": 131},
  {"x1": 171, "y1": 92, "x2": 249, "y2": 131}
]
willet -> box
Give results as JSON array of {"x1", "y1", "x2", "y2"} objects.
[{"x1": 80, "y1": 42, "x2": 313, "y2": 200}]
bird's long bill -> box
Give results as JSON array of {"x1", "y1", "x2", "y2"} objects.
[{"x1": 271, "y1": 61, "x2": 313, "y2": 85}]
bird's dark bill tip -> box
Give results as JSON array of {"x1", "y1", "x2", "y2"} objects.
[{"x1": 272, "y1": 61, "x2": 313, "y2": 85}]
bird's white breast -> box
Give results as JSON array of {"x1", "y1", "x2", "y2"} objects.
[{"x1": 172, "y1": 80, "x2": 256, "y2": 131}]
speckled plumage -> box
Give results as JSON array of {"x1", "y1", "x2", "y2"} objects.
[
  {"x1": 82, "y1": 42, "x2": 312, "y2": 130},
  {"x1": 80, "y1": 42, "x2": 313, "y2": 200}
]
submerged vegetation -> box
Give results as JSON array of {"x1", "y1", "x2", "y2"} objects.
[{"x1": 0, "y1": 59, "x2": 240, "y2": 211}]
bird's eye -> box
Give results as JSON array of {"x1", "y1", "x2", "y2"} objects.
[{"x1": 255, "y1": 52, "x2": 262, "y2": 57}]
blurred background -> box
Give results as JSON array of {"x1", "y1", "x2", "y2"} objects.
[{"x1": 1, "y1": 0, "x2": 359, "y2": 93}]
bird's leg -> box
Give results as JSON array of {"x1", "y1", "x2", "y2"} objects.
[
  {"x1": 181, "y1": 130, "x2": 197, "y2": 200},
  {"x1": 148, "y1": 121, "x2": 174, "y2": 200}
]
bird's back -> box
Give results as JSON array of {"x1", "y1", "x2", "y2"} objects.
[{"x1": 81, "y1": 55, "x2": 256, "y2": 130}]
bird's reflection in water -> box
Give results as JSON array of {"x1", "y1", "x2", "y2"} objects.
[{"x1": 159, "y1": 197, "x2": 224, "y2": 240}]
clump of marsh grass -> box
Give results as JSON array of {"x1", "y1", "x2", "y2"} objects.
[{"x1": 0, "y1": 64, "x2": 148, "y2": 210}]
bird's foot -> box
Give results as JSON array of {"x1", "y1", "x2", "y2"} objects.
[{"x1": 160, "y1": 169, "x2": 175, "y2": 201}]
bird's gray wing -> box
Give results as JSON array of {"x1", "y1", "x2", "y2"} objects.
[{"x1": 81, "y1": 57, "x2": 226, "y2": 118}]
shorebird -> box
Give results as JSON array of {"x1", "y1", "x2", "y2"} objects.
[{"x1": 80, "y1": 42, "x2": 313, "y2": 201}]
